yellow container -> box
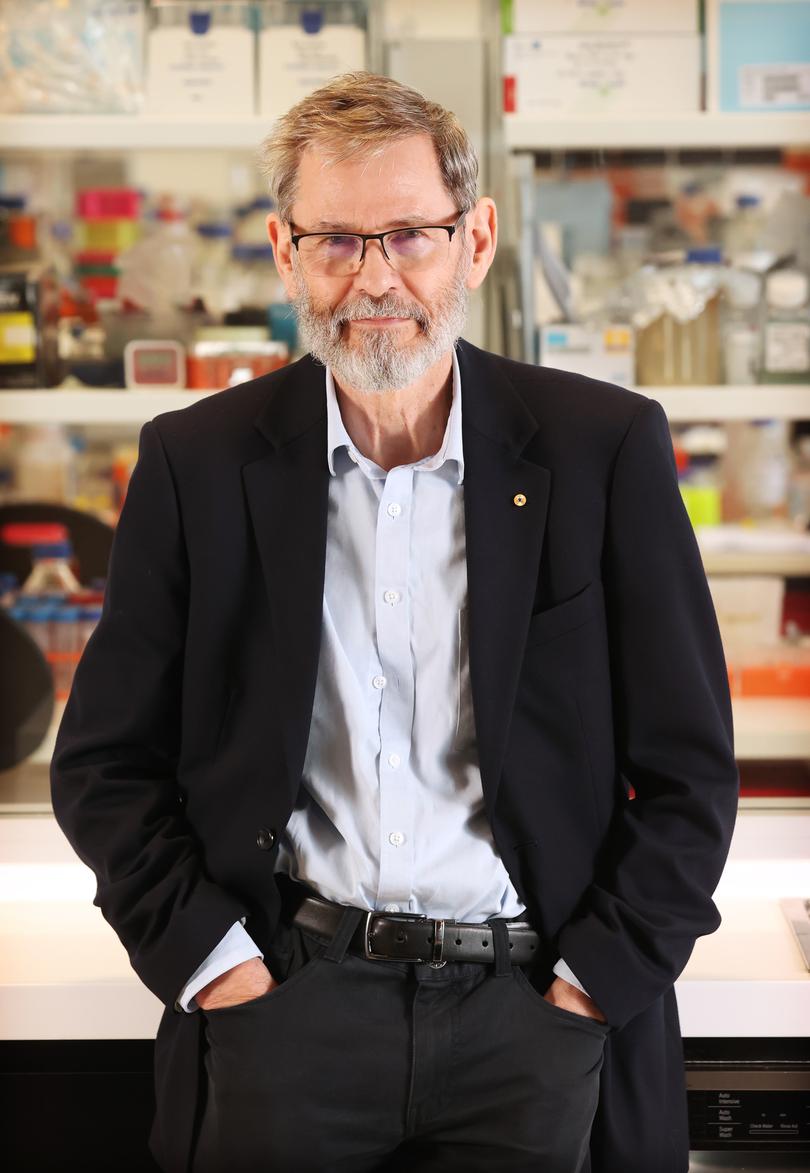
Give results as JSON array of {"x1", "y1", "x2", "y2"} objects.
[{"x1": 79, "y1": 219, "x2": 141, "y2": 251}]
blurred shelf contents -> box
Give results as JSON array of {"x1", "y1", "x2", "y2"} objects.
[
  {"x1": 0, "y1": 0, "x2": 146, "y2": 115},
  {"x1": 0, "y1": 521, "x2": 105, "y2": 703},
  {"x1": 0, "y1": 181, "x2": 295, "y2": 392},
  {"x1": 0, "y1": 1, "x2": 370, "y2": 122},
  {"x1": 0, "y1": 422, "x2": 137, "y2": 524}
]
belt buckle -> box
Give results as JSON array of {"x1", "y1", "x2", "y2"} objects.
[{"x1": 365, "y1": 910, "x2": 445, "y2": 964}]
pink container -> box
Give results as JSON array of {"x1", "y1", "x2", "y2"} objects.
[{"x1": 76, "y1": 188, "x2": 141, "y2": 221}]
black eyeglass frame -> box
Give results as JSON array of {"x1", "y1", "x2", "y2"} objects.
[{"x1": 288, "y1": 209, "x2": 469, "y2": 271}]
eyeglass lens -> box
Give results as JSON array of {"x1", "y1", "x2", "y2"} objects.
[{"x1": 298, "y1": 227, "x2": 453, "y2": 276}]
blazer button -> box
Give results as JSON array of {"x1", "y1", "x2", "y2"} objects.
[{"x1": 256, "y1": 827, "x2": 276, "y2": 850}]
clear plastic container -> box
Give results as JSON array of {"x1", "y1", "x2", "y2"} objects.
[
  {"x1": 117, "y1": 203, "x2": 196, "y2": 322},
  {"x1": 20, "y1": 540, "x2": 82, "y2": 595},
  {"x1": 227, "y1": 244, "x2": 288, "y2": 324},
  {"x1": 721, "y1": 268, "x2": 762, "y2": 385},
  {"x1": 723, "y1": 194, "x2": 766, "y2": 263},
  {"x1": 759, "y1": 269, "x2": 810, "y2": 385},
  {"x1": 633, "y1": 248, "x2": 726, "y2": 386},
  {"x1": 789, "y1": 434, "x2": 810, "y2": 530},
  {"x1": 193, "y1": 222, "x2": 234, "y2": 320},
  {"x1": 14, "y1": 425, "x2": 76, "y2": 504},
  {"x1": 735, "y1": 420, "x2": 791, "y2": 523}
]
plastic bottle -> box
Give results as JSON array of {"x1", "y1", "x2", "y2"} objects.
[
  {"x1": 679, "y1": 453, "x2": 723, "y2": 527},
  {"x1": 20, "y1": 539, "x2": 82, "y2": 595},
  {"x1": 193, "y1": 221, "x2": 234, "y2": 320},
  {"x1": 759, "y1": 270, "x2": 810, "y2": 384},
  {"x1": 736, "y1": 420, "x2": 791, "y2": 522},
  {"x1": 721, "y1": 268, "x2": 762, "y2": 385},
  {"x1": 788, "y1": 434, "x2": 810, "y2": 530},
  {"x1": 723, "y1": 195, "x2": 766, "y2": 263},
  {"x1": 14, "y1": 424, "x2": 76, "y2": 503},
  {"x1": 117, "y1": 202, "x2": 196, "y2": 326}
]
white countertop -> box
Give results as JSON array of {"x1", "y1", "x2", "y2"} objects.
[{"x1": 1, "y1": 812, "x2": 808, "y2": 1041}]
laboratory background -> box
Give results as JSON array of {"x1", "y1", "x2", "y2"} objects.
[{"x1": 0, "y1": 1, "x2": 809, "y2": 1170}]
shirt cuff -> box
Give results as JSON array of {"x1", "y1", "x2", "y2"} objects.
[
  {"x1": 175, "y1": 917, "x2": 263, "y2": 1013},
  {"x1": 552, "y1": 957, "x2": 589, "y2": 998}
]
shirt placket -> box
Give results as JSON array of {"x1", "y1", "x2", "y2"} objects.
[{"x1": 373, "y1": 464, "x2": 416, "y2": 908}]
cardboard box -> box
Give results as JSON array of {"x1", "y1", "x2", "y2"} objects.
[
  {"x1": 707, "y1": 0, "x2": 810, "y2": 112},
  {"x1": 503, "y1": 33, "x2": 701, "y2": 116},
  {"x1": 509, "y1": 0, "x2": 699, "y2": 35},
  {"x1": 540, "y1": 324, "x2": 634, "y2": 387}
]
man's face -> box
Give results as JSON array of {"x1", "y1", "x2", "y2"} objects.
[{"x1": 273, "y1": 135, "x2": 476, "y2": 393}]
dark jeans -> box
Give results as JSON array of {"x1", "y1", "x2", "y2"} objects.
[{"x1": 191, "y1": 902, "x2": 610, "y2": 1173}]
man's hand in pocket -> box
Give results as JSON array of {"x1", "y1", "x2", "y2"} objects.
[{"x1": 197, "y1": 957, "x2": 277, "y2": 1011}]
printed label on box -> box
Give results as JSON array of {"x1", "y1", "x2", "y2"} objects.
[{"x1": 739, "y1": 62, "x2": 810, "y2": 107}]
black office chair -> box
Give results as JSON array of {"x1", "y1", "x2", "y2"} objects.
[{"x1": 0, "y1": 502, "x2": 114, "y2": 589}]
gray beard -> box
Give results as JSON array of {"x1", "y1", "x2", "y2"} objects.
[{"x1": 290, "y1": 255, "x2": 470, "y2": 393}]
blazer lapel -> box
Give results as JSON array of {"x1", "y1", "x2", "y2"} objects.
[
  {"x1": 241, "y1": 342, "x2": 551, "y2": 819},
  {"x1": 243, "y1": 356, "x2": 330, "y2": 803},
  {"x1": 456, "y1": 340, "x2": 551, "y2": 820}
]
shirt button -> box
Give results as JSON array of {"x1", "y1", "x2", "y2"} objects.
[
  {"x1": 372, "y1": 674, "x2": 387, "y2": 689},
  {"x1": 384, "y1": 903, "x2": 400, "y2": 913},
  {"x1": 386, "y1": 502, "x2": 401, "y2": 517},
  {"x1": 388, "y1": 830, "x2": 406, "y2": 847},
  {"x1": 383, "y1": 589, "x2": 400, "y2": 605},
  {"x1": 387, "y1": 752, "x2": 401, "y2": 768}
]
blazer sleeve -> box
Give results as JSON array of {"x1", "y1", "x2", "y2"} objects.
[
  {"x1": 50, "y1": 419, "x2": 250, "y2": 1009},
  {"x1": 555, "y1": 395, "x2": 740, "y2": 1031}
]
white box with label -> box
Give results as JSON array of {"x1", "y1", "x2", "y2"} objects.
[
  {"x1": 259, "y1": 22, "x2": 366, "y2": 120},
  {"x1": 540, "y1": 324, "x2": 635, "y2": 387},
  {"x1": 145, "y1": 17, "x2": 255, "y2": 116},
  {"x1": 503, "y1": 33, "x2": 701, "y2": 116},
  {"x1": 510, "y1": 0, "x2": 699, "y2": 34}
]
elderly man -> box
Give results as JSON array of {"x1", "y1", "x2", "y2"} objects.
[{"x1": 51, "y1": 72, "x2": 738, "y2": 1173}]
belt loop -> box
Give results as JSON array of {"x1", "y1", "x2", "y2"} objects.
[
  {"x1": 490, "y1": 919, "x2": 512, "y2": 978},
  {"x1": 322, "y1": 905, "x2": 363, "y2": 964}
]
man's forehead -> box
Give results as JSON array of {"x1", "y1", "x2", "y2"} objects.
[{"x1": 291, "y1": 136, "x2": 451, "y2": 227}]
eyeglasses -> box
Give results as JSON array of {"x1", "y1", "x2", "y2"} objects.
[{"x1": 289, "y1": 210, "x2": 468, "y2": 277}]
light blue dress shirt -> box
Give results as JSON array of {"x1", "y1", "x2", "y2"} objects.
[{"x1": 176, "y1": 350, "x2": 587, "y2": 1011}]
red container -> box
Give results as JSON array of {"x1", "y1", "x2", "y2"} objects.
[
  {"x1": 79, "y1": 274, "x2": 119, "y2": 299},
  {"x1": 76, "y1": 187, "x2": 141, "y2": 221}
]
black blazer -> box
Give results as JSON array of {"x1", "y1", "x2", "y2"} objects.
[{"x1": 51, "y1": 338, "x2": 739, "y2": 1173}]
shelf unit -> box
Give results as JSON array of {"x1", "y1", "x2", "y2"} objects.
[
  {"x1": 1, "y1": 111, "x2": 808, "y2": 153},
  {"x1": 503, "y1": 112, "x2": 810, "y2": 152},
  {"x1": 3, "y1": 384, "x2": 810, "y2": 424},
  {"x1": 2, "y1": 65, "x2": 810, "y2": 809}
]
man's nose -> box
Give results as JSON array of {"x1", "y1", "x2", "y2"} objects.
[{"x1": 351, "y1": 238, "x2": 401, "y2": 298}]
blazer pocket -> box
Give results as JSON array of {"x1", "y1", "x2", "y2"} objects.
[{"x1": 525, "y1": 578, "x2": 600, "y2": 647}]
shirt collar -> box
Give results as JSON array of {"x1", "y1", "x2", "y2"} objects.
[{"x1": 325, "y1": 348, "x2": 464, "y2": 484}]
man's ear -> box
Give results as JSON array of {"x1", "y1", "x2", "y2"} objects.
[
  {"x1": 464, "y1": 197, "x2": 497, "y2": 292},
  {"x1": 266, "y1": 212, "x2": 298, "y2": 300}
]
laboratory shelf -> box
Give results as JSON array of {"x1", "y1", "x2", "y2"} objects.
[
  {"x1": 0, "y1": 114, "x2": 275, "y2": 151},
  {"x1": 3, "y1": 385, "x2": 810, "y2": 425},
  {"x1": 504, "y1": 112, "x2": 810, "y2": 151}
]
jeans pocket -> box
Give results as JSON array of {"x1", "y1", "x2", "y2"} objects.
[{"x1": 512, "y1": 965, "x2": 610, "y2": 1038}]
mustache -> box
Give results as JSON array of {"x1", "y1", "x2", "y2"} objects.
[{"x1": 330, "y1": 295, "x2": 432, "y2": 330}]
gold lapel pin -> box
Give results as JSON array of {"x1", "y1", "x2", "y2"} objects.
[{"x1": 513, "y1": 493, "x2": 527, "y2": 507}]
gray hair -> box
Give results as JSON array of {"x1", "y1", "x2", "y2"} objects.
[{"x1": 259, "y1": 71, "x2": 478, "y2": 222}]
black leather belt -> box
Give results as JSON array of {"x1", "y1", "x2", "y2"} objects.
[{"x1": 291, "y1": 893, "x2": 540, "y2": 968}]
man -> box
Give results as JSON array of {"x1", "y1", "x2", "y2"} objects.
[{"x1": 50, "y1": 72, "x2": 739, "y2": 1173}]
